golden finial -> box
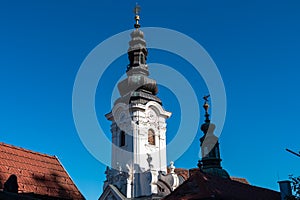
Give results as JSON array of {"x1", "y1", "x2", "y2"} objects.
[
  {"x1": 203, "y1": 95, "x2": 210, "y2": 112},
  {"x1": 133, "y1": 3, "x2": 141, "y2": 29},
  {"x1": 203, "y1": 102, "x2": 209, "y2": 112},
  {"x1": 203, "y1": 95, "x2": 210, "y2": 122}
]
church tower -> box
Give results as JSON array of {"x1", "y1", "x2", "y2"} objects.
[
  {"x1": 198, "y1": 96, "x2": 230, "y2": 179},
  {"x1": 100, "y1": 5, "x2": 180, "y2": 199}
]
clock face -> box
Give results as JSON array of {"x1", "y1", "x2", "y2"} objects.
[{"x1": 147, "y1": 109, "x2": 158, "y2": 123}]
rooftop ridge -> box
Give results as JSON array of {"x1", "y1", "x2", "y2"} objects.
[
  {"x1": 0, "y1": 158, "x2": 67, "y2": 175},
  {"x1": 230, "y1": 176, "x2": 250, "y2": 185},
  {"x1": 0, "y1": 142, "x2": 56, "y2": 159}
]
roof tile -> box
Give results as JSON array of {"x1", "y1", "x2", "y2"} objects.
[{"x1": 0, "y1": 142, "x2": 85, "y2": 200}]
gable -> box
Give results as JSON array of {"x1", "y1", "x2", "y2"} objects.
[{"x1": 99, "y1": 184, "x2": 126, "y2": 200}]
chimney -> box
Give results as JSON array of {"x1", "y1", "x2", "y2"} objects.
[
  {"x1": 278, "y1": 180, "x2": 293, "y2": 200},
  {"x1": 4, "y1": 174, "x2": 18, "y2": 193}
]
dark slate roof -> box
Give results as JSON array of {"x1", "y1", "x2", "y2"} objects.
[
  {"x1": 163, "y1": 170, "x2": 281, "y2": 200},
  {"x1": 0, "y1": 142, "x2": 85, "y2": 200}
]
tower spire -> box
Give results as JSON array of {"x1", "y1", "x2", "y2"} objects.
[
  {"x1": 198, "y1": 95, "x2": 230, "y2": 179},
  {"x1": 117, "y1": 4, "x2": 160, "y2": 104},
  {"x1": 100, "y1": 5, "x2": 179, "y2": 199}
]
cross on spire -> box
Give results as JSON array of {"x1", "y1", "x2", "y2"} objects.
[
  {"x1": 134, "y1": 3, "x2": 141, "y2": 15},
  {"x1": 133, "y1": 4, "x2": 141, "y2": 29}
]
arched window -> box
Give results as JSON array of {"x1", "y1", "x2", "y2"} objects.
[
  {"x1": 148, "y1": 129, "x2": 155, "y2": 145},
  {"x1": 120, "y1": 131, "x2": 125, "y2": 147}
]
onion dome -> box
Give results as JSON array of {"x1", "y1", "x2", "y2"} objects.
[{"x1": 117, "y1": 4, "x2": 159, "y2": 103}]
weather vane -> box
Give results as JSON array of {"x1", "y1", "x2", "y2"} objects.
[
  {"x1": 203, "y1": 94, "x2": 210, "y2": 103},
  {"x1": 133, "y1": 3, "x2": 141, "y2": 29}
]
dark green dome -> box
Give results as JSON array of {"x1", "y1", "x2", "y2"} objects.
[{"x1": 202, "y1": 167, "x2": 230, "y2": 179}]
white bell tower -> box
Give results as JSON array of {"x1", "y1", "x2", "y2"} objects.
[{"x1": 101, "y1": 5, "x2": 173, "y2": 199}]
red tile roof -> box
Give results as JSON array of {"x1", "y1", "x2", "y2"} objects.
[
  {"x1": 164, "y1": 170, "x2": 281, "y2": 200},
  {"x1": 231, "y1": 177, "x2": 250, "y2": 185},
  {"x1": 0, "y1": 142, "x2": 85, "y2": 200},
  {"x1": 174, "y1": 168, "x2": 190, "y2": 181},
  {"x1": 167, "y1": 168, "x2": 190, "y2": 181}
]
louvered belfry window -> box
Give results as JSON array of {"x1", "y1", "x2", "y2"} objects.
[{"x1": 120, "y1": 131, "x2": 125, "y2": 147}]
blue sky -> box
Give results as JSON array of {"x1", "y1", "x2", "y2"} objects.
[{"x1": 1, "y1": 1, "x2": 300, "y2": 199}]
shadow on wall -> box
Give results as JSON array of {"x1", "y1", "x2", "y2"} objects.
[{"x1": 33, "y1": 171, "x2": 69, "y2": 198}]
